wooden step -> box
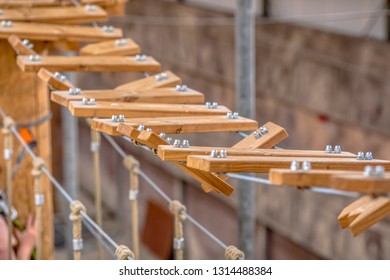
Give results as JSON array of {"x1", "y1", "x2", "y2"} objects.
[{"x1": 80, "y1": 38, "x2": 141, "y2": 56}]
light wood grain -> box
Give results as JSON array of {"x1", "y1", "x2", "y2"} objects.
[
  {"x1": 232, "y1": 121, "x2": 288, "y2": 149},
  {"x1": 80, "y1": 38, "x2": 140, "y2": 56},
  {"x1": 0, "y1": 6, "x2": 107, "y2": 24},
  {"x1": 331, "y1": 174, "x2": 390, "y2": 194},
  {"x1": 17, "y1": 55, "x2": 161, "y2": 72},
  {"x1": 7, "y1": 34, "x2": 37, "y2": 55},
  {"x1": 338, "y1": 196, "x2": 375, "y2": 228},
  {"x1": 158, "y1": 147, "x2": 356, "y2": 163},
  {"x1": 186, "y1": 156, "x2": 390, "y2": 173},
  {"x1": 38, "y1": 68, "x2": 74, "y2": 90},
  {"x1": 0, "y1": 22, "x2": 122, "y2": 42},
  {"x1": 69, "y1": 101, "x2": 231, "y2": 118},
  {"x1": 115, "y1": 71, "x2": 181, "y2": 90},
  {"x1": 51, "y1": 87, "x2": 205, "y2": 107}
]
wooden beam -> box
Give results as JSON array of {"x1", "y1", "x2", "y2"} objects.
[
  {"x1": 69, "y1": 102, "x2": 231, "y2": 118},
  {"x1": 92, "y1": 115, "x2": 258, "y2": 136},
  {"x1": 17, "y1": 55, "x2": 161, "y2": 72},
  {"x1": 7, "y1": 34, "x2": 37, "y2": 55},
  {"x1": 115, "y1": 71, "x2": 181, "y2": 90},
  {"x1": 331, "y1": 173, "x2": 390, "y2": 194},
  {"x1": 338, "y1": 196, "x2": 375, "y2": 229},
  {"x1": 232, "y1": 121, "x2": 288, "y2": 149},
  {"x1": 186, "y1": 156, "x2": 390, "y2": 173},
  {"x1": 0, "y1": 0, "x2": 57, "y2": 7},
  {"x1": 51, "y1": 87, "x2": 205, "y2": 107},
  {"x1": 79, "y1": 38, "x2": 141, "y2": 56},
  {"x1": 0, "y1": 6, "x2": 108, "y2": 24},
  {"x1": 0, "y1": 22, "x2": 122, "y2": 42},
  {"x1": 37, "y1": 68, "x2": 74, "y2": 90}
]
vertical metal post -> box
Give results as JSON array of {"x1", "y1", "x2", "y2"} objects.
[{"x1": 236, "y1": 0, "x2": 256, "y2": 259}]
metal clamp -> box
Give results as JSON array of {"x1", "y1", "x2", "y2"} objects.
[
  {"x1": 129, "y1": 190, "x2": 139, "y2": 201},
  {"x1": 73, "y1": 239, "x2": 84, "y2": 251},
  {"x1": 34, "y1": 194, "x2": 45, "y2": 206},
  {"x1": 173, "y1": 238, "x2": 184, "y2": 250},
  {"x1": 3, "y1": 149, "x2": 12, "y2": 160},
  {"x1": 90, "y1": 141, "x2": 100, "y2": 152}
]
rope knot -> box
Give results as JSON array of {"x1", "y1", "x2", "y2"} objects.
[
  {"x1": 2, "y1": 116, "x2": 14, "y2": 130},
  {"x1": 225, "y1": 245, "x2": 245, "y2": 260},
  {"x1": 33, "y1": 157, "x2": 45, "y2": 171},
  {"x1": 69, "y1": 200, "x2": 86, "y2": 222},
  {"x1": 123, "y1": 155, "x2": 139, "y2": 172},
  {"x1": 116, "y1": 245, "x2": 134, "y2": 260},
  {"x1": 169, "y1": 200, "x2": 186, "y2": 222}
]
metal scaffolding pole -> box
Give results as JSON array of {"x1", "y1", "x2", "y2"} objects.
[{"x1": 236, "y1": 0, "x2": 256, "y2": 259}]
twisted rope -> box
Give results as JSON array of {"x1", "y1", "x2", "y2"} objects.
[
  {"x1": 115, "y1": 245, "x2": 134, "y2": 260},
  {"x1": 169, "y1": 200, "x2": 186, "y2": 260},
  {"x1": 69, "y1": 200, "x2": 86, "y2": 260},
  {"x1": 225, "y1": 245, "x2": 245, "y2": 260},
  {"x1": 32, "y1": 157, "x2": 45, "y2": 259}
]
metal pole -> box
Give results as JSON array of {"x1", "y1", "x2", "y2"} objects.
[{"x1": 236, "y1": 0, "x2": 256, "y2": 259}]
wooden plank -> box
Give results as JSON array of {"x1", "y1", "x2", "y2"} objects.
[
  {"x1": 0, "y1": 6, "x2": 108, "y2": 24},
  {"x1": 338, "y1": 196, "x2": 375, "y2": 229},
  {"x1": 0, "y1": 0, "x2": 57, "y2": 7},
  {"x1": 158, "y1": 147, "x2": 356, "y2": 163},
  {"x1": 331, "y1": 174, "x2": 390, "y2": 194},
  {"x1": 115, "y1": 71, "x2": 181, "y2": 90},
  {"x1": 69, "y1": 102, "x2": 231, "y2": 118},
  {"x1": 232, "y1": 121, "x2": 288, "y2": 149},
  {"x1": 349, "y1": 197, "x2": 390, "y2": 236},
  {"x1": 7, "y1": 34, "x2": 37, "y2": 55},
  {"x1": 92, "y1": 115, "x2": 257, "y2": 136},
  {"x1": 0, "y1": 22, "x2": 122, "y2": 42},
  {"x1": 51, "y1": 87, "x2": 205, "y2": 107},
  {"x1": 186, "y1": 156, "x2": 390, "y2": 173},
  {"x1": 79, "y1": 38, "x2": 140, "y2": 56},
  {"x1": 37, "y1": 68, "x2": 74, "y2": 90},
  {"x1": 17, "y1": 55, "x2": 161, "y2": 72}
]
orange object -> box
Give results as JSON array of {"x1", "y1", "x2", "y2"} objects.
[{"x1": 19, "y1": 128, "x2": 34, "y2": 144}]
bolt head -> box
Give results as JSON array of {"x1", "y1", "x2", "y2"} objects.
[
  {"x1": 118, "y1": 115, "x2": 125, "y2": 122},
  {"x1": 363, "y1": 165, "x2": 373, "y2": 177},
  {"x1": 115, "y1": 38, "x2": 127, "y2": 47},
  {"x1": 253, "y1": 131, "x2": 260, "y2": 139},
  {"x1": 302, "y1": 161, "x2": 311, "y2": 171},
  {"x1": 137, "y1": 125, "x2": 145, "y2": 131},
  {"x1": 135, "y1": 54, "x2": 147, "y2": 61},
  {"x1": 260, "y1": 126, "x2": 268, "y2": 135},
  {"x1": 146, "y1": 128, "x2": 152, "y2": 132},
  {"x1": 159, "y1": 132, "x2": 166, "y2": 139},
  {"x1": 166, "y1": 137, "x2": 173, "y2": 144},
  {"x1": 210, "y1": 150, "x2": 218, "y2": 158},
  {"x1": 290, "y1": 161, "x2": 300, "y2": 171},
  {"x1": 111, "y1": 115, "x2": 118, "y2": 122},
  {"x1": 374, "y1": 165, "x2": 385, "y2": 178},
  {"x1": 173, "y1": 139, "x2": 181, "y2": 147},
  {"x1": 89, "y1": 98, "x2": 96, "y2": 105},
  {"x1": 85, "y1": 4, "x2": 97, "y2": 11},
  {"x1": 226, "y1": 112, "x2": 232, "y2": 119},
  {"x1": 205, "y1": 102, "x2": 211, "y2": 109},
  {"x1": 54, "y1": 72, "x2": 61, "y2": 79},
  {"x1": 82, "y1": 97, "x2": 88, "y2": 104},
  {"x1": 365, "y1": 152, "x2": 373, "y2": 160},
  {"x1": 22, "y1": 39, "x2": 30, "y2": 46},
  {"x1": 182, "y1": 139, "x2": 190, "y2": 148},
  {"x1": 357, "y1": 151, "x2": 365, "y2": 160},
  {"x1": 233, "y1": 112, "x2": 239, "y2": 119},
  {"x1": 102, "y1": 25, "x2": 114, "y2": 32},
  {"x1": 334, "y1": 145, "x2": 342, "y2": 154},
  {"x1": 219, "y1": 149, "x2": 227, "y2": 158},
  {"x1": 325, "y1": 145, "x2": 333, "y2": 153}
]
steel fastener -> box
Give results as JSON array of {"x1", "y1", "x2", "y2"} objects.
[
  {"x1": 135, "y1": 54, "x2": 147, "y2": 61},
  {"x1": 115, "y1": 38, "x2": 127, "y2": 47},
  {"x1": 357, "y1": 151, "x2": 365, "y2": 160}
]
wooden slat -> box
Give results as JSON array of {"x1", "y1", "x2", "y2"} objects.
[
  {"x1": 79, "y1": 38, "x2": 140, "y2": 56},
  {"x1": 115, "y1": 71, "x2": 181, "y2": 90},
  {"x1": 17, "y1": 55, "x2": 161, "y2": 72},
  {"x1": 69, "y1": 102, "x2": 231, "y2": 118},
  {"x1": 92, "y1": 115, "x2": 258, "y2": 136},
  {"x1": 348, "y1": 197, "x2": 390, "y2": 236},
  {"x1": 7, "y1": 34, "x2": 37, "y2": 55},
  {"x1": 51, "y1": 87, "x2": 205, "y2": 107},
  {"x1": 0, "y1": 0, "x2": 57, "y2": 7},
  {"x1": 158, "y1": 147, "x2": 356, "y2": 163},
  {"x1": 338, "y1": 196, "x2": 375, "y2": 228},
  {"x1": 186, "y1": 156, "x2": 390, "y2": 173},
  {"x1": 331, "y1": 174, "x2": 390, "y2": 194},
  {"x1": 37, "y1": 68, "x2": 74, "y2": 90},
  {"x1": 0, "y1": 6, "x2": 107, "y2": 24},
  {"x1": 0, "y1": 22, "x2": 122, "y2": 42},
  {"x1": 232, "y1": 121, "x2": 288, "y2": 149}
]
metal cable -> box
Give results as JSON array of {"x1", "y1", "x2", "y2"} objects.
[{"x1": 82, "y1": 219, "x2": 117, "y2": 259}]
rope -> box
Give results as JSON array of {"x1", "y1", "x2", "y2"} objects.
[
  {"x1": 115, "y1": 245, "x2": 134, "y2": 260},
  {"x1": 32, "y1": 157, "x2": 45, "y2": 260},
  {"x1": 0, "y1": 112, "x2": 52, "y2": 129},
  {"x1": 69, "y1": 200, "x2": 86, "y2": 260},
  {"x1": 225, "y1": 245, "x2": 245, "y2": 260},
  {"x1": 91, "y1": 129, "x2": 103, "y2": 259},
  {"x1": 169, "y1": 200, "x2": 186, "y2": 260},
  {"x1": 123, "y1": 155, "x2": 140, "y2": 259},
  {"x1": 2, "y1": 116, "x2": 14, "y2": 259}
]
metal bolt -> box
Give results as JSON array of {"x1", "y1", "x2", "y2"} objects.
[
  {"x1": 176, "y1": 85, "x2": 188, "y2": 92},
  {"x1": 22, "y1": 39, "x2": 34, "y2": 49},
  {"x1": 205, "y1": 102, "x2": 211, "y2": 109},
  {"x1": 211, "y1": 102, "x2": 218, "y2": 109},
  {"x1": 29, "y1": 55, "x2": 41, "y2": 62},
  {"x1": 111, "y1": 115, "x2": 118, "y2": 122},
  {"x1": 302, "y1": 161, "x2": 312, "y2": 171},
  {"x1": 146, "y1": 128, "x2": 152, "y2": 132},
  {"x1": 173, "y1": 139, "x2": 181, "y2": 148},
  {"x1": 102, "y1": 25, "x2": 114, "y2": 33},
  {"x1": 137, "y1": 125, "x2": 145, "y2": 131},
  {"x1": 69, "y1": 88, "x2": 81, "y2": 95},
  {"x1": 226, "y1": 112, "x2": 232, "y2": 119},
  {"x1": 325, "y1": 145, "x2": 333, "y2": 153},
  {"x1": 82, "y1": 98, "x2": 88, "y2": 105},
  {"x1": 232, "y1": 112, "x2": 239, "y2": 119},
  {"x1": 54, "y1": 72, "x2": 61, "y2": 79},
  {"x1": 220, "y1": 149, "x2": 227, "y2": 158},
  {"x1": 155, "y1": 72, "x2": 168, "y2": 81},
  {"x1": 210, "y1": 150, "x2": 218, "y2": 158},
  {"x1": 260, "y1": 126, "x2": 268, "y2": 135},
  {"x1": 357, "y1": 151, "x2": 365, "y2": 160},
  {"x1": 374, "y1": 165, "x2": 385, "y2": 178},
  {"x1": 85, "y1": 4, "x2": 97, "y2": 11},
  {"x1": 159, "y1": 132, "x2": 166, "y2": 139},
  {"x1": 89, "y1": 98, "x2": 95, "y2": 105},
  {"x1": 118, "y1": 115, "x2": 125, "y2": 122},
  {"x1": 334, "y1": 145, "x2": 342, "y2": 154},
  {"x1": 253, "y1": 131, "x2": 260, "y2": 139},
  {"x1": 135, "y1": 54, "x2": 147, "y2": 62},
  {"x1": 181, "y1": 140, "x2": 190, "y2": 148},
  {"x1": 363, "y1": 165, "x2": 374, "y2": 177},
  {"x1": 0, "y1": 9, "x2": 3, "y2": 16},
  {"x1": 115, "y1": 39, "x2": 127, "y2": 47},
  {"x1": 290, "y1": 161, "x2": 300, "y2": 171},
  {"x1": 166, "y1": 137, "x2": 173, "y2": 144},
  {"x1": 365, "y1": 152, "x2": 373, "y2": 160},
  {"x1": 1, "y1": 20, "x2": 12, "y2": 28}
]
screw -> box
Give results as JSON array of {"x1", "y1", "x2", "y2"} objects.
[
  {"x1": 374, "y1": 165, "x2": 385, "y2": 178},
  {"x1": 363, "y1": 165, "x2": 374, "y2": 177},
  {"x1": 166, "y1": 137, "x2": 173, "y2": 144},
  {"x1": 118, "y1": 115, "x2": 125, "y2": 122},
  {"x1": 325, "y1": 145, "x2": 333, "y2": 153},
  {"x1": 29, "y1": 55, "x2": 41, "y2": 62},
  {"x1": 159, "y1": 132, "x2": 166, "y2": 139},
  {"x1": 173, "y1": 139, "x2": 181, "y2": 148},
  {"x1": 115, "y1": 39, "x2": 127, "y2": 47},
  {"x1": 210, "y1": 150, "x2": 218, "y2": 158},
  {"x1": 102, "y1": 25, "x2": 114, "y2": 33},
  {"x1": 176, "y1": 85, "x2": 188, "y2": 92},
  {"x1": 137, "y1": 125, "x2": 145, "y2": 131},
  {"x1": 260, "y1": 126, "x2": 268, "y2": 135},
  {"x1": 111, "y1": 115, "x2": 118, "y2": 122},
  {"x1": 220, "y1": 149, "x2": 227, "y2": 158},
  {"x1": 135, "y1": 54, "x2": 147, "y2": 61},
  {"x1": 334, "y1": 145, "x2": 342, "y2": 154},
  {"x1": 365, "y1": 152, "x2": 373, "y2": 160},
  {"x1": 302, "y1": 161, "x2": 312, "y2": 171},
  {"x1": 290, "y1": 161, "x2": 300, "y2": 171},
  {"x1": 85, "y1": 4, "x2": 97, "y2": 11},
  {"x1": 253, "y1": 131, "x2": 260, "y2": 139},
  {"x1": 181, "y1": 140, "x2": 190, "y2": 148},
  {"x1": 357, "y1": 151, "x2": 365, "y2": 160}
]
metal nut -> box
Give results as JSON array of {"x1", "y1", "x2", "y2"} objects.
[
  {"x1": 181, "y1": 140, "x2": 190, "y2": 148},
  {"x1": 137, "y1": 125, "x2": 145, "y2": 131},
  {"x1": 333, "y1": 145, "x2": 342, "y2": 154},
  {"x1": 155, "y1": 72, "x2": 168, "y2": 81},
  {"x1": 159, "y1": 132, "x2": 166, "y2": 139},
  {"x1": 253, "y1": 131, "x2": 260, "y2": 139},
  {"x1": 135, "y1": 54, "x2": 147, "y2": 61},
  {"x1": 325, "y1": 145, "x2": 333, "y2": 153},
  {"x1": 259, "y1": 126, "x2": 268, "y2": 135},
  {"x1": 365, "y1": 152, "x2": 373, "y2": 160},
  {"x1": 302, "y1": 161, "x2": 311, "y2": 171},
  {"x1": 111, "y1": 115, "x2": 118, "y2": 122},
  {"x1": 363, "y1": 165, "x2": 374, "y2": 177},
  {"x1": 173, "y1": 139, "x2": 181, "y2": 148},
  {"x1": 115, "y1": 38, "x2": 127, "y2": 47},
  {"x1": 1, "y1": 20, "x2": 12, "y2": 28},
  {"x1": 210, "y1": 150, "x2": 218, "y2": 158},
  {"x1": 166, "y1": 137, "x2": 173, "y2": 144},
  {"x1": 29, "y1": 55, "x2": 41, "y2": 62},
  {"x1": 290, "y1": 161, "x2": 300, "y2": 171},
  {"x1": 85, "y1": 4, "x2": 97, "y2": 11},
  {"x1": 176, "y1": 85, "x2": 188, "y2": 92},
  {"x1": 102, "y1": 25, "x2": 114, "y2": 33},
  {"x1": 219, "y1": 149, "x2": 227, "y2": 158},
  {"x1": 118, "y1": 115, "x2": 125, "y2": 122},
  {"x1": 69, "y1": 88, "x2": 81, "y2": 95}
]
